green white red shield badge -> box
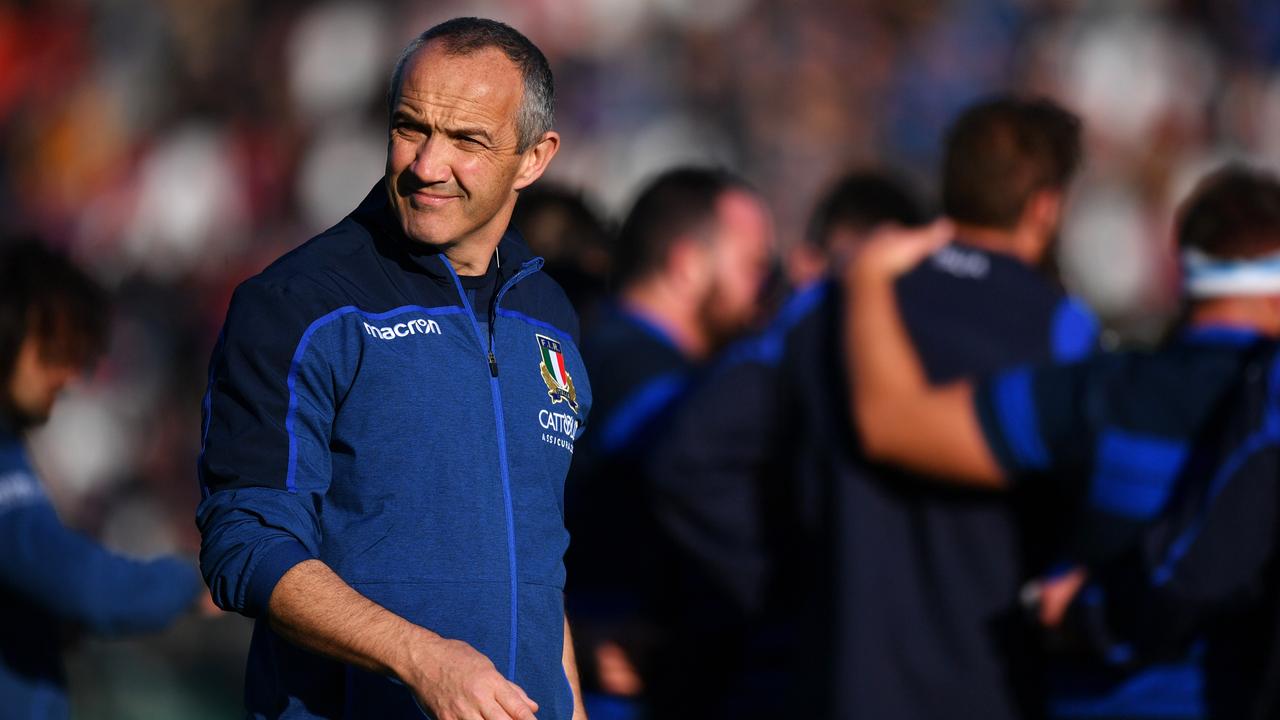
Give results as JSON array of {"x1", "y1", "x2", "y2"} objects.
[{"x1": 537, "y1": 334, "x2": 578, "y2": 411}]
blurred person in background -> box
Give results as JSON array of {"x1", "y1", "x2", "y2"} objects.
[
  {"x1": 0, "y1": 239, "x2": 203, "y2": 720},
  {"x1": 660, "y1": 97, "x2": 1095, "y2": 719},
  {"x1": 197, "y1": 17, "x2": 590, "y2": 720},
  {"x1": 846, "y1": 164, "x2": 1280, "y2": 719},
  {"x1": 648, "y1": 169, "x2": 926, "y2": 719},
  {"x1": 563, "y1": 166, "x2": 773, "y2": 720},
  {"x1": 813, "y1": 97, "x2": 1094, "y2": 720},
  {"x1": 511, "y1": 183, "x2": 613, "y2": 327}
]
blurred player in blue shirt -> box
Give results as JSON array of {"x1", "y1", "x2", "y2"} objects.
[
  {"x1": 847, "y1": 164, "x2": 1280, "y2": 719},
  {"x1": 652, "y1": 97, "x2": 1096, "y2": 720},
  {"x1": 564, "y1": 167, "x2": 774, "y2": 719},
  {"x1": 0, "y1": 240, "x2": 202, "y2": 720}
]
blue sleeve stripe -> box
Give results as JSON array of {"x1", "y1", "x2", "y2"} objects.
[
  {"x1": 598, "y1": 372, "x2": 690, "y2": 454},
  {"x1": 496, "y1": 308, "x2": 572, "y2": 341},
  {"x1": 716, "y1": 281, "x2": 831, "y2": 370},
  {"x1": 1151, "y1": 429, "x2": 1279, "y2": 586},
  {"x1": 1089, "y1": 430, "x2": 1188, "y2": 520},
  {"x1": 1051, "y1": 297, "x2": 1099, "y2": 363},
  {"x1": 283, "y1": 303, "x2": 466, "y2": 493},
  {"x1": 1048, "y1": 659, "x2": 1205, "y2": 718},
  {"x1": 992, "y1": 368, "x2": 1050, "y2": 471}
]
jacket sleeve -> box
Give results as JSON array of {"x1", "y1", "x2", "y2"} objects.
[
  {"x1": 1126, "y1": 441, "x2": 1280, "y2": 655},
  {"x1": 197, "y1": 278, "x2": 338, "y2": 618},
  {"x1": 0, "y1": 469, "x2": 201, "y2": 635}
]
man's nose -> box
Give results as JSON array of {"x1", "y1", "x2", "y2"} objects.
[{"x1": 408, "y1": 134, "x2": 452, "y2": 185}]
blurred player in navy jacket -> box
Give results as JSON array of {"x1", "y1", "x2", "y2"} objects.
[
  {"x1": 564, "y1": 167, "x2": 773, "y2": 719},
  {"x1": 847, "y1": 164, "x2": 1280, "y2": 719},
  {"x1": 649, "y1": 170, "x2": 925, "y2": 719},
  {"x1": 0, "y1": 240, "x2": 202, "y2": 720},
  {"x1": 653, "y1": 97, "x2": 1097, "y2": 720}
]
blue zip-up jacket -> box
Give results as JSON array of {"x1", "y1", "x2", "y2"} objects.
[
  {"x1": 197, "y1": 185, "x2": 592, "y2": 719},
  {"x1": 0, "y1": 422, "x2": 201, "y2": 720}
]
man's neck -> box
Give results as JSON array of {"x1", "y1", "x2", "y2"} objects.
[
  {"x1": 953, "y1": 223, "x2": 1044, "y2": 266},
  {"x1": 445, "y1": 241, "x2": 501, "y2": 277},
  {"x1": 620, "y1": 281, "x2": 709, "y2": 360}
]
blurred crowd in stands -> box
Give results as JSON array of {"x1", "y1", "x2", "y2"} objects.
[{"x1": 4, "y1": 0, "x2": 1280, "y2": 716}]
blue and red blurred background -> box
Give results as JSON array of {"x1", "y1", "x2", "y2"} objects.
[{"x1": 3, "y1": 0, "x2": 1279, "y2": 715}]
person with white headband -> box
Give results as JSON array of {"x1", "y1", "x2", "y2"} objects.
[{"x1": 843, "y1": 163, "x2": 1280, "y2": 720}]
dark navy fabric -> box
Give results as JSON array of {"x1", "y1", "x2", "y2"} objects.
[
  {"x1": 650, "y1": 241, "x2": 1098, "y2": 720},
  {"x1": 0, "y1": 425, "x2": 200, "y2": 720},
  {"x1": 197, "y1": 185, "x2": 591, "y2": 720},
  {"x1": 562, "y1": 304, "x2": 694, "y2": 717},
  {"x1": 974, "y1": 330, "x2": 1273, "y2": 719}
]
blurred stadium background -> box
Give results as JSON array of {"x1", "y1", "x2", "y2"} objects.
[{"x1": 2, "y1": 0, "x2": 1278, "y2": 716}]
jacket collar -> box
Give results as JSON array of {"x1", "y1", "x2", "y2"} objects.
[{"x1": 350, "y1": 182, "x2": 537, "y2": 281}]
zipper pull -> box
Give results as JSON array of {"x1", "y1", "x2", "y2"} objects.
[{"x1": 488, "y1": 351, "x2": 499, "y2": 377}]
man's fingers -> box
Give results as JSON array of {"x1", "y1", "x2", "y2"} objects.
[
  {"x1": 851, "y1": 218, "x2": 955, "y2": 283},
  {"x1": 493, "y1": 686, "x2": 537, "y2": 720}
]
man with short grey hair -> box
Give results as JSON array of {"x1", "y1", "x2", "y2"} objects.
[{"x1": 198, "y1": 17, "x2": 589, "y2": 720}]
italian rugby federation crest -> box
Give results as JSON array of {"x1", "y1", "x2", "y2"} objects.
[{"x1": 537, "y1": 334, "x2": 578, "y2": 412}]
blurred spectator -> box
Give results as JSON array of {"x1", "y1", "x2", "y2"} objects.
[
  {"x1": 847, "y1": 162, "x2": 1280, "y2": 720},
  {"x1": 512, "y1": 183, "x2": 613, "y2": 325},
  {"x1": 662, "y1": 96, "x2": 1096, "y2": 719},
  {"x1": 564, "y1": 166, "x2": 773, "y2": 719},
  {"x1": 649, "y1": 168, "x2": 926, "y2": 719},
  {"x1": 0, "y1": 239, "x2": 203, "y2": 720}
]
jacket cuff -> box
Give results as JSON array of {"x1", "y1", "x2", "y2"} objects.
[{"x1": 244, "y1": 539, "x2": 313, "y2": 617}]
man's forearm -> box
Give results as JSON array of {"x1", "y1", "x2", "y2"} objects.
[
  {"x1": 267, "y1": 559, "x2": 432, "y2": 680},
  {"x1": 844, "y1": 224, "x2": 1004, "y2": 486},
  {"x1": 847, "y1": 267, "x2": 931, "y2": 444}
]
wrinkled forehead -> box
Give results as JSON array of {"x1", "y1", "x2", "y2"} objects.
[{"x1": 394, "y1": 42, "x2": 524, "y2": 114}]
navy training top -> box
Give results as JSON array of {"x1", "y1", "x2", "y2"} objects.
[
  {"x1": 197, "y1": 185, "x2": 592, "y2": 719},
  {"x1": 650, "y1": 240, "x2": 1098, "y2": 719}
]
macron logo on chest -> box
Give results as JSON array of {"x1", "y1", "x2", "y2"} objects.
[{"x1": 363, "y1": 317, "x2": 442, "y2": 340}]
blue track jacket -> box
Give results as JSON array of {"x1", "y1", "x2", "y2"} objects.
[
  {"x1": 197, "y1": 185, "x2": 592, "y2": 719},
  {"x1": 0, "y1": 423, "x2": 201, "y2": 720}
]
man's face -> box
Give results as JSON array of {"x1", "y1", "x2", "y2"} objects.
[
  {"x1": 698, "y1": 190, "x2": 774, "y2": 349},
  {"x1": 6, "y1": 335, "x2": 81, "y2": 428},
  {"x1": 385, "y1": 42, "x2": 533, "y2": 251}
]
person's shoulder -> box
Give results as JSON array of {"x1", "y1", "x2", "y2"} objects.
[
  {"x1": 230, "y1": 216, "x2": 379, "y2": 320},
  {"x1": 256, "y1": 216, "x2": 373, "y2": 291},
  {"x1": 513, "y1": 269, "x2": 581, "y2": 344},
  {"x1": 719, "y1": 280, "x2": 835, "y2": 370}
]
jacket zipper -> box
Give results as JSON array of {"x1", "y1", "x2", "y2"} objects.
[{"x1": 440, "y1": 253, "x2": 543, "y2": 681}]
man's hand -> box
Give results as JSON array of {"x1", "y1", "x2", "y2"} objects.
[
  {"x1": 844, "y1": 219, "x2": 954, "y2": 288},
  {"x1": 403, "y1": 634, "x2": 539, "y2": 720},
  {"x1": 267, "y1": 560, "x2": 538, "y2": 720}
]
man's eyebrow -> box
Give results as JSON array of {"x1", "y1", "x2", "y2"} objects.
[{"x1": 453, "y1": 126, "x2": 494, "y2": 142}]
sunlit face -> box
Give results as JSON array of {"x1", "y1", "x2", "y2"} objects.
[
  {"x1": 385, "y1": 42, "x2": 538, "y2": 253},
  {"x1": 699, "y1": 189, "x2": 774, "y2": 348},
  {"x1": 6, "y1": 335, "x2": 82, "y2": 428}
]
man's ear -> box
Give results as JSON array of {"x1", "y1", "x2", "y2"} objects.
[
  {"x1": 513, "y1": 131, "x2": 560, "y2": 191},
  {"x1": 667, "y1": 234, "x2": 713, "y2": 294},
  {"x1": 1025, "y1": 189, "x2": 1063, "y2": 236}
]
